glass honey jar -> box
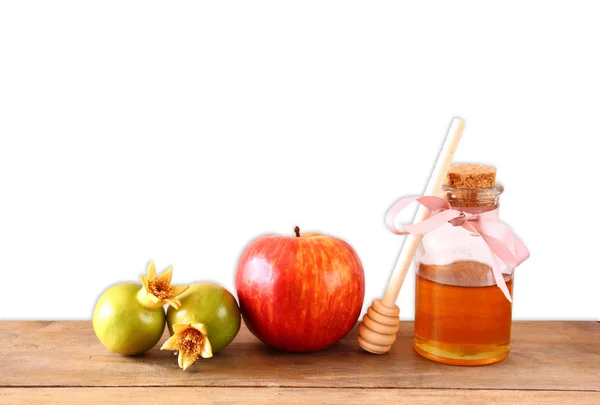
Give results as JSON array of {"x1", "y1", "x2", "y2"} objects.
[{"x1": 414, "y1": 164, "x2": 517, "y2": 366}]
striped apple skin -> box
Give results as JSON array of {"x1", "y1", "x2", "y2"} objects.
[{"x1": 235, "y1": 232, "x2": 365, "y2": 352}]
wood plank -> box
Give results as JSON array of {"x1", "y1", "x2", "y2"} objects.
[
  {"x1": 1, "y1": 321, "x2": 598, "y2": 391},
  {"x1": 1, "y1": 388, "x2": 599, "y2": 405}
]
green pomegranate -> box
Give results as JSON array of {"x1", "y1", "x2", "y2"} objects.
[
  {"x1": 93, "y1": 262, "x2": 188, "y2": 356},
  {"x1": 163, "y1": 283, "x2": 241, "y2": 370}
]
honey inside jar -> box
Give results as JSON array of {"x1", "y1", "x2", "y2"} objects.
[{"x1": 414, "y1": 261, "x2": 513, "y2": 365}]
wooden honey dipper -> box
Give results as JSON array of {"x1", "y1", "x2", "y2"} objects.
[{"x1": 358, "y1": 117, "x2": 465, "y2": 354}]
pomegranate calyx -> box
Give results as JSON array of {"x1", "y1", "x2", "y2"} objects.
[
  {"x1": 161, "y1": 323, "x2": 213, "y2": 370},
  {"x1": 138, "y1": 262, "x2": 189, "y2": 310}
]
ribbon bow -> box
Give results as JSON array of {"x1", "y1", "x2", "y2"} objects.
[{"x1": 385, "y1": 196, "x2": 529, "y2": 302}]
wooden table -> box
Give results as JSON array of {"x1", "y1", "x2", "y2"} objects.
[{"x1": 1, "y1": 321, "x2": 598, "y2": 404}]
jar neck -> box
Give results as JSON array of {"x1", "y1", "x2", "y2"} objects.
[{"x1": 441, "y1": 184, "x2": 503, "y2": 214}]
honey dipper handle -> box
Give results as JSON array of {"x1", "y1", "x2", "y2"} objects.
[{"x1": 382, "y1": 117, "x2": 465, "y2": 305}]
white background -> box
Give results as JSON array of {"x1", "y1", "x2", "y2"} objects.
[{"x1": 1, "y1": 1, "x2": 598, "y2": 321}]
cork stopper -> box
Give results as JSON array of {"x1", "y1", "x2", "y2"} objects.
[
  {"x1": 442, "y1": 164, "x2": 501, "y2": 210},
  {"x1": 444, "y1": 164, "x2": 496, "y2": 189}
]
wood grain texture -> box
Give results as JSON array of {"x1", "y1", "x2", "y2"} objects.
[
  {"x1": 1, "y1": 321, "x2": 599, "y2": 392},
  {"x1": 1, "y1": 388, "x2": 599, "y2": 405}
]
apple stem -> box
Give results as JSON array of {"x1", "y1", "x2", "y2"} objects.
[{"x1": 294, "y1": 226, "x2": 300, "y2": 237}]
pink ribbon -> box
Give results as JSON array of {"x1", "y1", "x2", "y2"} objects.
[{"x1": 385, "y1": 196, "x2": 529, "y2": 302}]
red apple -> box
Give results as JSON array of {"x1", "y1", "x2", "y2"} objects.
[{"x1": 235, "y1": 227, "x2": 365, "y2": 352}]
